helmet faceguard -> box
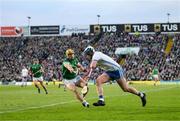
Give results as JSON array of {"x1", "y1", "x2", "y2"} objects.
[{"x1": 83, "y1": 46, "x2": 95, "y2": 56}]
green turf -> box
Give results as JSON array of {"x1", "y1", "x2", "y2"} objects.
[{"x1": 0, "y1": 84, "x2": 180, "y2": 121}]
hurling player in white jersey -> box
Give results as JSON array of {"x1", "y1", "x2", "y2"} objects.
[
  {"x1": 21, "y1": 65, "x2": 28, "y2": 87},
  {"x1": 83, "y1": 46, "x2": 146, "y2": 107}
]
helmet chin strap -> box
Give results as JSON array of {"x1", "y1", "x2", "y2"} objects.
[
  {"x1": 86, "y1": 54, "x2": 93, "y2": 61},
  {"x1": 89, "y1": 51, "x2": 94, "y2": 57}
]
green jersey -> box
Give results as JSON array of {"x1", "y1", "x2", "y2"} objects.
[
  {"x1": 30, "y1": 64, "x2": 43, "y2": 78},
  {"x1": 152, "y1": 68, "x2": 158, "y2": 75},
  {"x1": 62, "y1": 58, "x2": 79, "y2": 80}
]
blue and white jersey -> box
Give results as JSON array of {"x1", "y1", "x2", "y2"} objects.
[{"x1": 92, "y1": 51, "x2": 122, "y2": 71}]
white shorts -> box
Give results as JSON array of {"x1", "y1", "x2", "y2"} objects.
[
  {"x1": 63, "y1": 76, "x2": 81, "y2": 85},
  {"x1": 33, "y1": 76, "x2": 43, "y2": 82},
  {"x1": 22, "y1": 77, "x2": 28, "y2": 82},
  {"x1": 153, "y1": 75, "x2": 159, "y2": 80}
]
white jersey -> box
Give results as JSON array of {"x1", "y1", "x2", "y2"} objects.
[
  {"x1": 92, "y1": 51, "x2": 122, "y2": 71},
  {"x1": 21, "y1": 68, "x2": 28, "y2": 77}
]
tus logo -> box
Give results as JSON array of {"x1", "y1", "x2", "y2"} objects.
[
  {"x1": 162, "y1": 24, "x2": 178, "y2": 31},
  {"x1": 101, "y1": 25, "x2": 117, "y2": 32},
  {"x1": 60, "y1": 25, "x2": 66, "y2": 33}
]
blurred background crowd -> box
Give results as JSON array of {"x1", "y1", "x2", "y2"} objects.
[{"x1": 0, "y1": 33, "x2": 179, "y2": 82}]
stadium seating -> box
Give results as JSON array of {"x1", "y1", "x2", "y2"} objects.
[{"x1": 0, "y1": 33, "x2": 179, "y2": 82}]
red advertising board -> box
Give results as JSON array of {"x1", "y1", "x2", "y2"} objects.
[{"x1": 0, "y1": 26, "x2": 23, "y2": 36}]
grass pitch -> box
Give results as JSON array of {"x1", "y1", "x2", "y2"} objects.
[{"x1": 0, "y1": 84, "x2": 180, "y2": 121}]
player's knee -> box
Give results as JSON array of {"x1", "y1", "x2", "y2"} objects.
[
  {"x1": 73, "y1": 89, "x2": 78, "y2": 94},
  {"x1": 68, "y1": 85, "x2": 76, "y2": 92},
  {"x1": 96, "y1": 80, "x2": 102, "y2": 86}
]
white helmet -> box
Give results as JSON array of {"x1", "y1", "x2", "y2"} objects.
[{"x1": 83, "y1": 46, "x2": 95, "y2": 56}]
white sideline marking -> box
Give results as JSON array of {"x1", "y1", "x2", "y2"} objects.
[{"x1": 0, "y1": 85, "x2": 177, "y2": 114}]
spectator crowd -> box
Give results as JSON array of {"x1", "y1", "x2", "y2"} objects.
[{"x1": 0, "y1": 33, "x2": 179, "y2": 82}]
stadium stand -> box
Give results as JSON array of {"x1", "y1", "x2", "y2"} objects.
[{"x1": 0, "y1": 33, "x2": 179, "y2": 82}]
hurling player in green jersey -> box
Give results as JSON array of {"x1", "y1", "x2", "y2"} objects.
[
  {"x1": 30, "y1": 58, "x2": 48, "y2": 94},
  {"x1": 152, "y1": 66, "x2": 160, "y2": 86},
  {"x1": 62, "y1": 49, "x2": 89, "y2": 107}
]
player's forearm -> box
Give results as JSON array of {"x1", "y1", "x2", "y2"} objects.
[
  {"x1": 86, "y1": 61, "x2": 97, "y2": 78},
  {"x1": 87, "y1": 68, "x2": 93, "y2": 78},
  {"x1": 78, "y1": 64, "x2": 85, "y2": 72},
  {"x1": 64, "y1": 64, "x2": 74, "y2": 72},
  {"x1": 83, "y1": 68, "x2": 93, "y2": 82}
]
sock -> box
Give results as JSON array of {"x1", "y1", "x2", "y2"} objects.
[
  {"x1": 83, "y1": 100, "x2": 86, "y2": 103},
  {"x1": 42, "y1": 86, "x2": 48, "y2": 93},
  {"x1": 38, "y1": 88, "x2": 40, "y2": 93},
  {"x1": 99, "y1": 95, "x2": 104, "y2": 101},
  {"x1": 35, "y1": 85, "x2": 40, "y2": 93},
  {"x1": 138, "y1": 92, "x2": 144, "y2": 98},
  {"x1": 82, "y1": 100, "x2": 87, "y2": 105}
]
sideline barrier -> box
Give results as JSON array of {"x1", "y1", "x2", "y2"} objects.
[
  {"x1": 128, "y1": 80, "x2": 180, "y2": 85},
  {"x1": 15, "y1": 82, "x2": 32, "y2": 86},
  {"x1": 128, "y1": 81, "x2": 158, "y2": 85},
  {"x1": 160, "y1": 80, "x2": 180, "y2": 85},
  {"x1": 31, "y1": 81, "x2": 64, "y2": 85}
]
